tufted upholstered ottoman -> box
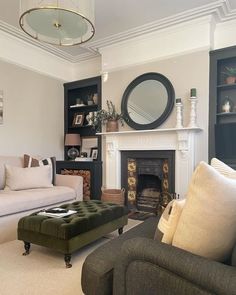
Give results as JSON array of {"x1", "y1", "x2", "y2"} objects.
[{"x1": 17, "y1": 200, "x2": 128, "y2": 267}]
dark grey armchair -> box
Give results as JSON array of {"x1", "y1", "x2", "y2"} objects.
[
  {"x1": 82, "y1": 217, "x2": 236, "y2": 295},
  {"x1": 113, "y1": 237, "x2": 236, "y2": 295}
]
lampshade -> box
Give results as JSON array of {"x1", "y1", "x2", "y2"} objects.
[
  {"x1": 65, "y1": 133, "x2": 81, "y2": 146},
  {"x1": 19, "y1": 0, "x2": 95, "y2": 46}
]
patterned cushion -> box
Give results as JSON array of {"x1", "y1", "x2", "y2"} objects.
[{"x1": 24, "y1": 154, "x2": 56, "y2": 185}]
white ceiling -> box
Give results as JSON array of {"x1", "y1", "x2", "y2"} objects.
[{"x1": 0, "y1": 0, "x2": 236, "y2": 61}]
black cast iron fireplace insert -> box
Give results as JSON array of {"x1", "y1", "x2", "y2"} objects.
[{"x1": 121, "y1": 150, "x2": 175, "y2": 214}]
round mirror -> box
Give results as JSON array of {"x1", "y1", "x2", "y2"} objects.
[{"x1": 121, "y1": 72, "x2": 175, "y2": 130}]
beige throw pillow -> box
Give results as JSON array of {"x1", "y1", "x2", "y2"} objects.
[
  {"x1": 211, "y1": 158, "x2": 236, "y2": 179},
  {"x1": 5, "y1": 165, "x2": 53, "y2": 191},
  {"x1": 155, "y1": 199, "x2": 186, "y2": 244},
  {"x1": 172, "y1": 161, "x2": 236, "y2": 262}
]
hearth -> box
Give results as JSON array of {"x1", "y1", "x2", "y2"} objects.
[{"x1": 121, "y1": 150, "x2": 175, "y2": 214}]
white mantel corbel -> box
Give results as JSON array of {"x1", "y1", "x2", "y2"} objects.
[
  {"x1": 106, "y1": 140, "x2": 118, "y2": 158},
  {"x1": 176, "y1": 129, "x2": 193, "y2": 155}
]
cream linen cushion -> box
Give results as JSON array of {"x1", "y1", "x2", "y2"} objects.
[
  {"x1": 211, "y1": 157, "x2": 236, "y2": 178},
  {"x1": 5, "y1": 165, "x2": 53, "y2": 191},
  {"x1": 172, "y1": 161, "x2": 236, "y2": 262},
  {"x1": 155, "y1": 199, "x2": 186, "y2": 244}
]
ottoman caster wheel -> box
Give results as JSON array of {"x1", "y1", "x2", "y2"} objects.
[
  {"x1": 118, "y1": 227, "x2": 123, "y2": 235},
  {"x1": 22, "y1": 242, "x2": 31, "y2": 256},
  {"x1": 64, "y1": 254, "x2": 72, "y2": 268}
]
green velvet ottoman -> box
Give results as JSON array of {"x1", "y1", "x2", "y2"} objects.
[{"x1": 17, "y1": 200, "x2": 128, "y2": 268}]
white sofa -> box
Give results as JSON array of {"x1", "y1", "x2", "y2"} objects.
[{"x1": 0, "y1": 156, "x2": 83, "y2": 244}]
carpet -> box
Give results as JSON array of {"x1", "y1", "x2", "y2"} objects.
[{"x1": 0, "y1": 219, "x2": 141, "y2": 295}]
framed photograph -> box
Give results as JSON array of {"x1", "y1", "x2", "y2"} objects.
[
  {"x1": 72, "y1": 112, "x2": 84, "y2": 127},
  {"x1": 90, "y1": 147, "x2": 98, "y2": 160}
]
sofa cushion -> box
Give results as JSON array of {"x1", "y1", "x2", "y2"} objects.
[
  {"x1": 0, "y1": 186, "x2": 75, "y2": 217},
  {"x1": 211, "y1": 158, "x2": 236, "y2": 177},
  {"x1": 0, "y1": 156, "x2": 23, "y2": 190},
  {"x1": 155, "y1": 199, "x2": 186, "y2": 244},
  {"x1": 5, "y1": 165, "x2": 53, "y2": 190},
  {"x1": 24, "y1": 154, "x2": 56, "y2": 185},
  {"x1": 172, "y1": 161, "x2": 236, "y2": 262}
]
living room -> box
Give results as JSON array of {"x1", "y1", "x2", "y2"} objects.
[{"x1": 0, "y1": 0, "x2": 236, "y2": 294}]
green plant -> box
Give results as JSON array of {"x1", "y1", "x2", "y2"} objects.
[
  {"x1": 92, "y1": 100, "x2": 125, "y2": 128},
  {"x1": 222, "y1": 67, "x2": 236, "y2": 77}
]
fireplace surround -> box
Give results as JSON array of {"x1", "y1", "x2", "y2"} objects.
[{"x1": 99, "y1": 127, "x2": 202, "y2": 199}]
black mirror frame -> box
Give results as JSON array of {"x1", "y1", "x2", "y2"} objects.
[{"x1": 121, "y1": 72, "x2": 175, "y2": 130}]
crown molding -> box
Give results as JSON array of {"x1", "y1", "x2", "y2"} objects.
[
  {"x1": 0, "y1": 20, "x2": 78, "y2": 62},
  {"x1": 0, "y1": 0, "x2": 235, "y2": 63},
  {"x1": 88, "y1": 0, "x2": 236, "y2": 50}
]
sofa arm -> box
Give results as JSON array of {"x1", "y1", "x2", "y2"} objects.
[
  {"x1": 55, "y1": 174, "x2": 83, "y2": 201},
  {"x1": 113, "y1": 237, "x2": 236, "y2": 295}
]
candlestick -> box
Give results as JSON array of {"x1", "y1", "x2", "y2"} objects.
[
  {"x1": 188, "y1": 97, "x2": 198, "y2": 127},
  {"x1": 175, "y1": 98, "x2": 183, "y2": 129},
  {"x1": 190, "y1": 88, "x2": 197, "y2": 98}
]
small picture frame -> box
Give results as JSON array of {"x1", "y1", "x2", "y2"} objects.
[
  {"x1": 72, "y1": 112, "x2": 84, "y2": 127},
  {"x1": 90, "y1": 147, "x2": 98, "y2": 160}
]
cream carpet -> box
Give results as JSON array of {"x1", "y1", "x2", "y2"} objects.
[{"x1": 0, "y1": 219, "x2": 141, "y2": 295}]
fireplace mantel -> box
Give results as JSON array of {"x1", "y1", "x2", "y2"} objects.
[
  {"x1": 98, "y1": 126, "x2": 201, "y2": 135},
  {"x1": 100, "y1": 127, "x2": 202, "y2": 199},
  {"x1": 98, "y1": 127, "x2": 202, "y2": 154}
]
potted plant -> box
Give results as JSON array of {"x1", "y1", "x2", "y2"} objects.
[
  {"x1": 222, "y1": 67, "x2": 236, "y2": 84},
  {"x1": 92, "y1": 100, "x2": 124, "y2": 132}
]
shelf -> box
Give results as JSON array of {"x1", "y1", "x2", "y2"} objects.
[
  {"x1": 216, "y1": 112, "x2": 236, "y2": 116},
  {"x1": 97, "y1": 126, "x2": 202, "y2": 136},
  {"x1": 69, "y1": 125, "x2": 94, "y2": 129},
  {"x1": 68, "y1": 104, "x2": 98, "y2": 111},
  {"x1": 217, "y1": 83, "x2": 236, "y2": 90},
  {"x1": 63, "y1": 76, "x2": 102, "y2": 199}
]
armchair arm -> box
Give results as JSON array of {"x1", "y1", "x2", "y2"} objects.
[
  {"x1": 113, "y1": 238, "x2": 236, "y2": 295},
  {"x1": 55, "y1": 174, "x2": 83, "y2": 201}
]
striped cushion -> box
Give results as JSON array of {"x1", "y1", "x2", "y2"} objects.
[{"x1": 24, "y1": 154, "x2": 56, "y2": 184}]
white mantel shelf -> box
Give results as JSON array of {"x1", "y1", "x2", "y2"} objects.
[{"x1": 97, "y1": 127, "x2": 202, "y2": 136}]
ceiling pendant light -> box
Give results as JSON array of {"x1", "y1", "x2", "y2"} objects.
[{"x1": 19, "y1": 0, "x2": 95, "y2": 46}]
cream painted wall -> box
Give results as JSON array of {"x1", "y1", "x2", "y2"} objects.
[
  {"x1": 0, "y1": 59, "x2": 64, "y2": 159},
  {"x1": 102, "y1": 50, "x2": 209, "y2": 166}
]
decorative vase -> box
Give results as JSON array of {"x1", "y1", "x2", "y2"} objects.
[
  {"x1": 226, "y1": 76, "x2": 236, "y2": 84},
  {"x1": 222, "y1": 97, "x2": 233, "y2": 113},
  {"x1": 106, "y1": 120, "x2": 118, "y2": 132}
]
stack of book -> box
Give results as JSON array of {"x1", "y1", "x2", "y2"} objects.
[{"x1": 38, "y1": 208, "x2": 77, "y2": 218}]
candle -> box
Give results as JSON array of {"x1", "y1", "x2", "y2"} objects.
[
  {"x1": 176, "y1": 98, "x2": 182, "y2": 103},
  {"x1": 190, "y1": 88, "x2": 197, "y2": 98}
]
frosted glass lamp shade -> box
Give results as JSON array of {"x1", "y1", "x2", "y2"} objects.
[{"x1": 19, "y1": 0, "x2": 95, "y2": 46}]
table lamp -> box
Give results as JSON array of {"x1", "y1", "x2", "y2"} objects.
[{"x1": 65, "y1": 133, "x2": 81, "y2": 160}]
